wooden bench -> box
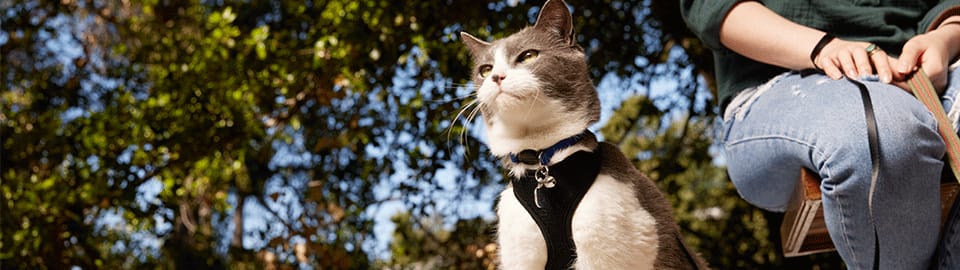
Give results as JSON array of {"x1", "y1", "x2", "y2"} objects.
[{"x1": 780, "y1": 168, "x2": 960, "y2": 257}]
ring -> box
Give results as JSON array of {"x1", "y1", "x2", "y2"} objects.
[{"x1": 865, "y1": 44, "x2": 881, "y2": 56}]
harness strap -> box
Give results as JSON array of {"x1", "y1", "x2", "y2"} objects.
[{"x1": 511, "y1": 149, "x2": 601, "y2": 269}]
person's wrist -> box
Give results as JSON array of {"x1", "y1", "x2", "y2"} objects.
[
  {"x1": 937, "y1": 21, "x2": 960, "y2": 38},
  {"x1": 810, "y1": 33, "x2": 836, "y2": 70},
  {"x1": 937, "y1": 21, "x2": 960, "y2": 63}
]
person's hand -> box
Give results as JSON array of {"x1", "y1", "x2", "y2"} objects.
[
  {"x1": 814, "y1": 38, "x2": 898, "y2": 83},
  {"x1": 896, "y1": 22, "x2": 960, "y2": 93}
]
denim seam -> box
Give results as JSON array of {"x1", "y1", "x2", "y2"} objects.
[
  {"x1": 724, "y1": 135, "x2": 822, "y2": 155},
  {"x1": 811, "y1": 140, "x2": 863, "y2": 268},
  {"x1": 825, "y1": 168, "x2": 861, "y2": 268},
  {"x1": 724, "y1": 135, "x2": 828, "y2": 171}
]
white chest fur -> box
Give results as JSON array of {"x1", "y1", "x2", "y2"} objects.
[{"x1": 496, "y1": 174, "x2": 659, "y2": 270}]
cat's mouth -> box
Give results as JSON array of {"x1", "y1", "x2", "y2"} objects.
[
  {"x1": 480, "y1": 87, "x2": 523, "y2": 105},
  {"x1": 485, "y1": 88, "x2": 531, "y2": 111},
  {"x1": 493, "y1": 89, "x2": 522, "y2": 100}
]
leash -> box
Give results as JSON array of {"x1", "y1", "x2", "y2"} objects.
[
  {"x1": 846, "y1": 77, "x2": 882, "y2": 270},
  {"x1": 907, "y1": 69, "x2": 960, "y2": 184}
]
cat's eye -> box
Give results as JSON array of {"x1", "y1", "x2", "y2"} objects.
[
  {"x1": 517, "y1": 50, "x2": 539, "y2": 64},
  {"x1": 478, "y1": 65, "x2": 492, "y2": 78}
]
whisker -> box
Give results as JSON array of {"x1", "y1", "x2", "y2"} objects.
[
  {"x1": 461, "y1": 101, "x2": 486, "y2": 157},
  {"x1": 446, "y1": 102, "x2": 469, "y2": 141},
  {"x1": 445, "y1": 98, "x2": 480, "y2": 147},
  {"x1": 427, "y1": 84, "x2": 476, "y2": 104},
  {"x1": 468, "y1": 102, "x2": 483, "y2": 124},
  {"x1": 443, "y1": 83, "x2": 474, "y2": 88},
  {"x1": 523, "y1": 87, "x2": 542, "y2": 121},
  {"x1": 436, "y1": 80, "x2": 487, "y2": 159},
  {"x1": 447, "y1": 99, "x2": 476, "y2": 133}
]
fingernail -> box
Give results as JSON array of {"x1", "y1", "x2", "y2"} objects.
[{"x1": 882, "y1": 75, "x2": 891, "y2": 83}]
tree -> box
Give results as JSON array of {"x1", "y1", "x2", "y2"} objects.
[{"x1": 2, "y1": 0, "x2": 842, "y2": 269}]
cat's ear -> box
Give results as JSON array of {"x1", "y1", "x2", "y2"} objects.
[
  {"x1": 460, "y1": 32, "x2": 490, "y2": 56},
  {"x1": 534, "y1": 0, "x2": 575, "y2": 46}
]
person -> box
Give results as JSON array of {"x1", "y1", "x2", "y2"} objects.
[{"x1": 681, "y1": 1, "x2": 960, "y2": 269}]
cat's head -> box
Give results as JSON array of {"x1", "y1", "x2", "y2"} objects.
[{"x1": 460, "y1": 0, "x2": 600, "y2": 158}]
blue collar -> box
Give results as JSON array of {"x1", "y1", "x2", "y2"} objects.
[{"x1": 509, "y1": 130, "x2": 592, "y2": 165}]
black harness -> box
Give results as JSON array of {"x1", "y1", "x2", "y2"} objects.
[
  {"x1": 509, "y1": 131, "x2": 601, "y2": 269},
  {"x1": 508, "y1": 131, "x2": 705, "y2": 269}
]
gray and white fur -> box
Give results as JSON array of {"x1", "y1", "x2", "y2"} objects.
[{"x1": 460, "y1": 0, "x2": 709, "y2": 269}]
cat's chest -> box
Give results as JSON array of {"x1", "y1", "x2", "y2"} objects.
[{"x1": 497, "y1": 174, "x2": 660, "y2": 270}]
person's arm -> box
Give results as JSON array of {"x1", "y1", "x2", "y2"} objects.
[
  {"x1": 717, "y1": 2, "x2": 821, "y2": 71},
  {"x1": 939, "y1": 16, "x2": 960, "y2": 63},
  {"x1": 718, "y1": 1, "x2": 897, "y2": 83}
]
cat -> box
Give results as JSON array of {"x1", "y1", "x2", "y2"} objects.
[{"x1": 459, "y1": 0, "x2": 709, "y2": 269}]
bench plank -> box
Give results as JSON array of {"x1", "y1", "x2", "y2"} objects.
[{"x1": 781, "y1": 168, "x2": 960, "y2": 257}]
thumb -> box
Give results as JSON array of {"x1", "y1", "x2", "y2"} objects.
[{"x1": 897, "y1": 40, "x2": 923, "y2": 73}]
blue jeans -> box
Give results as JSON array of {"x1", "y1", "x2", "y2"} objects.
[{"x1": 721, "y1": 67, "x2": 960, "y2": 269}]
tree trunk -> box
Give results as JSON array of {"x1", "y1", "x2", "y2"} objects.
[{"x1": 232, "y1": 194, "x2": 245, "y2": 248}]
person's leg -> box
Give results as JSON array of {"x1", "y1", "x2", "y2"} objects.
[
  {"x1": 942, "y1": 67, "x2": 960, "y2": 131},
  {"x1": 721, "y1": 72, "x2": 944, "y2": 269},
  {"x1": 933, "y1": 66, "x2": 960, "y2": 269}
]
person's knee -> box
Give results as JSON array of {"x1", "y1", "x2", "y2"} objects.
[
  {"x1": 817, "y1": 84, "x2": 944, "y2": 168},
  {"x1": 870, "y1": 89, "x2": 945, "y2": 165}
]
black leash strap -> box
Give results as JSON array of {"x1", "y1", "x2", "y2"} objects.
[{"x1": 849, "y1": 78, "x2": 882, "y2": 270}]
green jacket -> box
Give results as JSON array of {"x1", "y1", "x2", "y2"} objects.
[{"x1": 681, "y1": 0, "x2": 960, "y2": 112}]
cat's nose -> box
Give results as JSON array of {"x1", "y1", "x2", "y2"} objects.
[{"x1": 491, "y1": 73, "x2": 506, "y2": 84}]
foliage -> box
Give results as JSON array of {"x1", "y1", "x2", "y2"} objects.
[
  {"x1": 379, "y1": 213, "x2": 496, "y2": 270},
  {"x1": 1, "y1": 0, "x2": 843, "y2": 269}
]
